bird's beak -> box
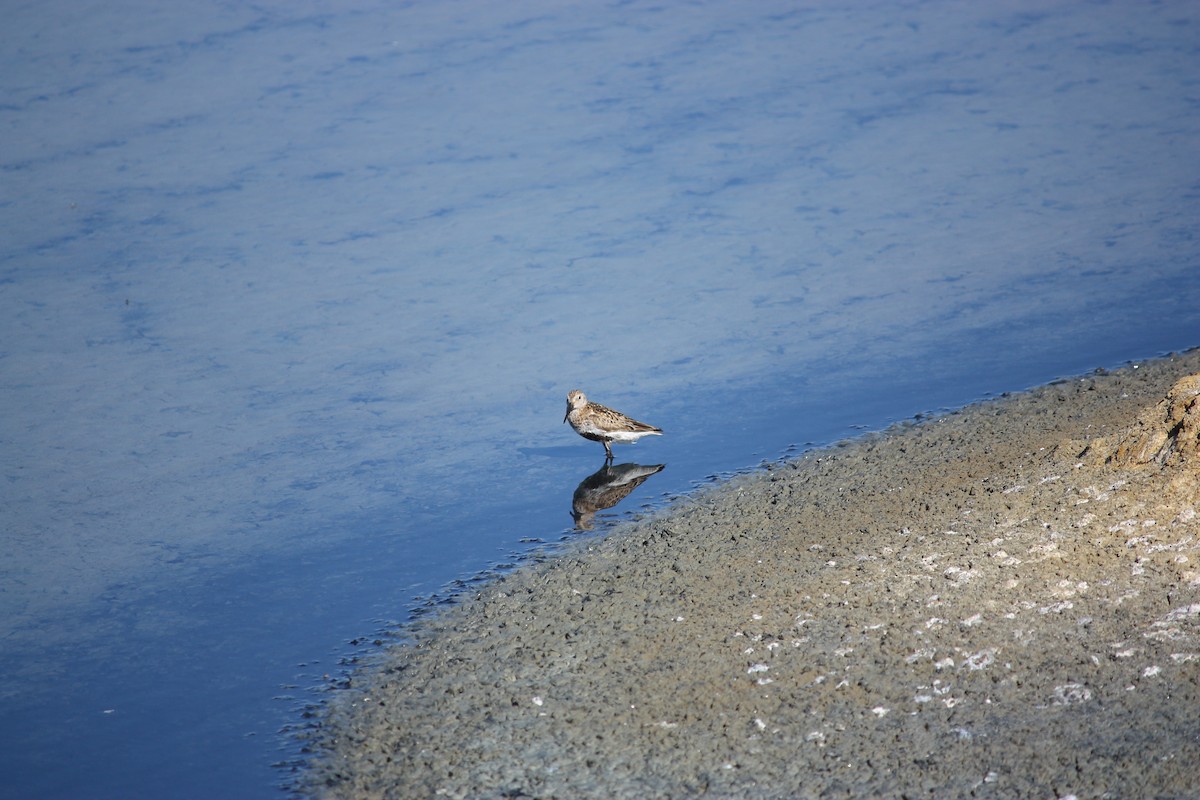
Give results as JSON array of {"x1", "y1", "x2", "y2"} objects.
[{"x1": 563, "y1": 406, "x2": 570, "y2": 423}]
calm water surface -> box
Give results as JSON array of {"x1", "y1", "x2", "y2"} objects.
[{"x1": 2, "y1": 1, "x2": 1198, "y2": 797}]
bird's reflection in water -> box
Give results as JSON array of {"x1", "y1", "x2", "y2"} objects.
[{"x1": 571, "y1": 462, "x2": 665, "y2": 530}]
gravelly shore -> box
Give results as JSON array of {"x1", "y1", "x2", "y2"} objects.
[{"x1": 302, "y1": 349, "x2": 1200, "y2": 799}]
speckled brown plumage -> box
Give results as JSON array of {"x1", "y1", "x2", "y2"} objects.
[{"x1": 563, "y1": 389, "x2": 662, "y2": 460}]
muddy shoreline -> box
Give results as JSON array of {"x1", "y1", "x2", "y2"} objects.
[{"x1": 303, "y1": 350, "x2": 1200, "y2": 799}]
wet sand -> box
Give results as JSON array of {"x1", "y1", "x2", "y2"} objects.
[{"x1": 303, "y1": 350, "x2": 1200, "y2": 799}]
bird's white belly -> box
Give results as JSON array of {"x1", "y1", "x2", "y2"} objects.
[{"x1": 597, "y1": 428, "x2": 659, "y2": 444}]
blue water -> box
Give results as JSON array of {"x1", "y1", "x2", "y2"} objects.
[{"x1": 2, "y1": 1, "x2": 1198, "y2": 797}]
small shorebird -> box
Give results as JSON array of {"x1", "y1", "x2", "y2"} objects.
[{"x1": 564, "y1": 390, "x2": 662, "y2": 461}]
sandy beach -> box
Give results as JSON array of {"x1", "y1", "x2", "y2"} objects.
[{"x1": 302, "y1": 350, "x2": 1200, "y2": 799}]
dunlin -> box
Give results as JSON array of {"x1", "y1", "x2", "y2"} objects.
[{"x1": 563, "y1": 390, "x2": 662, "y2": 461}]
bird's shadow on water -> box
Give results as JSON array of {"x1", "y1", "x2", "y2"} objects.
[
  {"x1": 570, "y1": 461, "x2": 666, "y2": 530},
  {"x1": 403, "y1": 459, "x2": 667, "y2": 620}
]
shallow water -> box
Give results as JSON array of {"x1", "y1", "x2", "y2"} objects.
[{"x1": 2, "y1": 0, "x2": 1198, "y2": 797}]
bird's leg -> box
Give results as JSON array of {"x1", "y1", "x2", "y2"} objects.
[{"x1": 603, "y1": 441, "x2": 614, "y2": 462}]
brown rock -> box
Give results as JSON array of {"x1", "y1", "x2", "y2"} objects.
[{"x1": 1083, "y1": 373, "x2": 1200, "y2": 468}]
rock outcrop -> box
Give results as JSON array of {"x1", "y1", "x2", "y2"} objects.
[{"x1": 1082, "y1": 373, "x2": 1200, "y2": 468}]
